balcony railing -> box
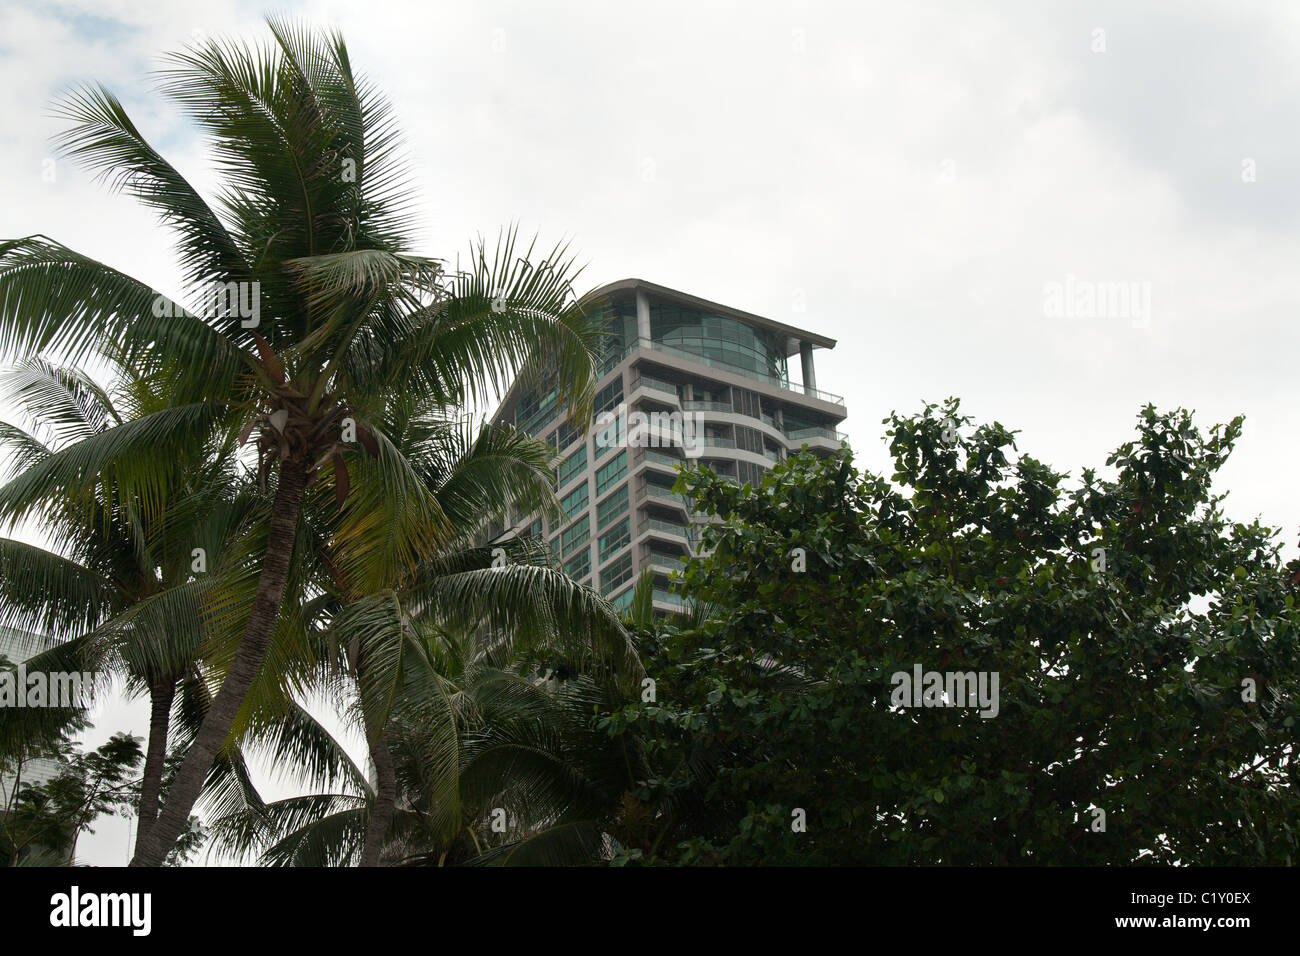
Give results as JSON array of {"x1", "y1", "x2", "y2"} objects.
[
  {"x1": 623, "y1": 337, "x2": 846, "y2": 406},
  {"x1": 651, "y1": 587, "x2": 689, "y2": 608},
  {"x1": 680, "y1": 402, "x2": 793, "y2": 449},
  {"x1": 642, "y1": 542, "x2": 688, "y2": 565},
  {"x1": 638, "y1": 516, "x2": 692, "y2": 540},
  {"x1": 608, "y1": 587, "x2": 636, "y2": 612},
  {"x1": 629, "y1": 373, "x2": 681, "y2": 401},
  {"x1": 635, "y1": 448, "x2": 684, "y2": 470},
  {"x1": 635, "y1": 480, "x2": 689, "y2": 508},
  {"x1": 785, "y1": 426, "x2": 850, "y2": 443}
]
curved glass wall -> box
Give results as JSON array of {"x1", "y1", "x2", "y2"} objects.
[
  {"x1": 593, "y1": 295, "x2": 638, "y2": 377},
  {"x1": 649, "y1": 304, "x2": 788, "y2": 384}
]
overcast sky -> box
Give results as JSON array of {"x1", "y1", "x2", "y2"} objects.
[{"x1": 2, "y1": 0, "x2": 1298, "y2": 864}]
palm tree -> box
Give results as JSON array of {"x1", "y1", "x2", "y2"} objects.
[
  {"x1": 0, "y1": 355, "x2": 257, "y2": 855},
  {"x1": 0, "y1": 20, "x2": 604, "y2": 865},
  {"x1": 207, "y1": 614, "x2": 639, "y2": 867},
  {"x1": 254, "y1": 381, "x2": 639, "y2": 865}
]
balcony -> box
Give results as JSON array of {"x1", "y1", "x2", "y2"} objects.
[
  {"x1": 675, "y1": 401, "x2": 798, "y2": 462},
  {"x1": 633, "y1": 448, "x2": 684, "y2": 472},
  {"x1": 635, "y1": 478, "x2": 689, "y2": 511},
  {"x1": 625, "y1": 337, "x2": 846, "y2": 406},
  {"x1": 785, "y1": 425, "x2": 850, "y2": 444},
  {"x1": 698, "y1": 435, "x2": 736, "y2": 449},
  {"x1": 651, "y1": 587, "x2": 689, "y2": 609},
  {"x1": 641, "y1": 546, "x2": 687, "y2": 577},
  {"x1": 629, "y1": 373, "x2": 681, "y2": 406},
  {"x1": 681, "y1": 399, "x2": 732, "y2": 413},
  {"x1": 637, "y1": 515, "x2": 693, "y2": 544}
]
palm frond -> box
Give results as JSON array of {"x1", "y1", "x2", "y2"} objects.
[
  {"x1": 0, "y1": 538, "x2": 116, "y2": 637},
  {"x1": 0, "y1": 236, "x2": 238, "y2": 387}
]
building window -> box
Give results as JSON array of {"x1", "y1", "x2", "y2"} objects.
[
  {"x1": 555, "y1": 418, "x2": 583, "y2": 452},
  {"x1": 648, "y1": 304, "x2": 789, "y2": 384},
  {"x1": 516, "y1": 383, "x2": 559, "y2": 436},
  {"x1": 600, "y1": 552, "x2": 634, "y2": 594},
  {"x1": 595, "y1": 451, "x2": 627, "y2": 495},
  {"x1": 560, "y1": 483, "x2": 588, "y2": 522},
  {"x1": 558, "y1": 445, "x2": 587, "y2": 491},
  {"x1": 561, "y1": 516, "x2": 591, "y2": 557},
  {"x1": 645, "y1": 470, "x2": 676, "y2": 493},
  {"x1": 732, "y1": 387, "x2": 762, "y2": 419},
  {"x1": 594, "y1": 378, "x2": 624, "y2": 415},
  {"x1": 737, "y1": 460, "x2": 766, "y2": 488},
  {"x1": 565, "y1": 546, "x2": 591, "y2": 580},
  {"x1": 595, "y1": 414, "x2": 625, "y2": 459},
  {"x1": 598, "y1": 517, "x2": 631, "y2": 563},
  {"x1": 608, "y1": 585, "x2": 635, "y2": 613},
  {"x1": 596, "y1": 485, "x2": 629, "y2": 530},
  {"x1": 736, "y1": 426, "x2": 764, "y2": 454}
]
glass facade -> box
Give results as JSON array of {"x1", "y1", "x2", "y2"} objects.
[
  {"x1": 491, "y1": 281, "x2": 845, "y2": 615},
  {"x1": 561, "y1": 516, "x2": 590, "y2": 557},
  {"x1": 558, "y1": 446, "x2": 587, "y2": 490},
  {"x1": 600, "y1": 551, "x2": 634, "y2": 594},
  {"x1": 596, "y1": 485, "x2": 629, "y2": 530},
  {"x1": 650, "y1": 304, "x2": 788, "y2": 384},
  {"x1": 598, "y1": 517, "x2": 631, "y2": 563},
  {"x1": 595, "y1": 451, "x2": 627, "y2": 495},
  {"x1": 565, "y1": 546, "x2": 591, "y2": 580},
  {"x1": 560, "y1": 483, "x2": 588, "y2": 521}
]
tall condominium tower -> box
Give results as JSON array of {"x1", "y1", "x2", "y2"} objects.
[{"x1": 489, "y1": 278, "x2": 848, "y2": 614}]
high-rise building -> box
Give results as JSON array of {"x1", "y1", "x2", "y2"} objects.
[{"x1": 489, "y1": 278, "x2": 848, "y2": 613}]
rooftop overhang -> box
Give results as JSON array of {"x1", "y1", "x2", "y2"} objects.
[
  {"x1": 491, "y1": 278, "x2": 838, "y2": 423},
  {"x1": 583, "y1": 278, "x2": 837, "y2": 356}
]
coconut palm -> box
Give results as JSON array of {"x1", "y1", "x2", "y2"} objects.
[
  {"x1": 0, "y1": 20, "x2": 604, "y2": 865},
  {"x1": 0, "y1": 355, "x2": 255, "y2": 855},
  {"x1": 207, "y1": 615, "x2": 639, "y2": 867},
  {"x1": 239, "y1": 378, "x2": 640, "y2": 865}
]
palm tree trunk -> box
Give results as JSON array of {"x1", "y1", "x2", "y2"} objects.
[
  {"x1": 134, "y1": 677, "x2": 176, "y2": 852},
  {"x1": 130, "y1": 461, "x2": 309, "y2": 866},
  {"x1": 358, "y1": 727, "x2": 397, "y2": 867}
]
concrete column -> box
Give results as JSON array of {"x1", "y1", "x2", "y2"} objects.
[
  {"x1": 799, "y1": 341, "x2": 817, "y2": 392},
  {"x1": 636, "y1": 290, "x2": 651, "y2": 345}
]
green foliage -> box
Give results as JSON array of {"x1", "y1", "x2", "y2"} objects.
[
  {"x1": 1, "y1": 730, "x2": 139, "y2": 865},
  {"x1": 600, "y1": 400, "x2": 1300, "y2": 865},
  {"x1": 0, "y1": 19, "x2": 611, "y2": 865},
  {"x1": 0, "y1": 724, "x2": 207, "y2": 866}
]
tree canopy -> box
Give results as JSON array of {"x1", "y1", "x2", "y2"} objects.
[{"x1": 600, "y1": 401, "x2": 1300, "y2": 865}]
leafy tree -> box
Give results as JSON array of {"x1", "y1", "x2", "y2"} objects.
[
  {"x1": 601, "y1": 401, "x2": 1300, "y2": 864},
  {"x1": 0, "y1": 20, "x2": 604, "y2": 865},
  {"x1": 1, "y1": 728, "x2": 204, "y2": 866}
]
